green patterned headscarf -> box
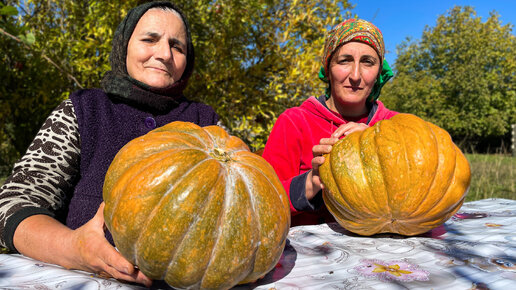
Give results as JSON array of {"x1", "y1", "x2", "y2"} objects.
[{"x1": 318, "y1": 18, "x2": 393, "y2": 101}]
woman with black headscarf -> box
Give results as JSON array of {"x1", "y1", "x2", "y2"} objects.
[{"x1": 0, "y1": 2, "x2": 218, "y2": 286}]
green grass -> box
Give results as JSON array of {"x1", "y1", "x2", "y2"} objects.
[{"x1": 464, "y1": 153, "x2": 515, "y2": 201}]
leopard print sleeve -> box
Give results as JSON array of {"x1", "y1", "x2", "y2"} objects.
[{"x1": 0, "y1": 99, "x2": 80, "y2": 250}]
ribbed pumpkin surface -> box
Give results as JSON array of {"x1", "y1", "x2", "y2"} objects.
[
  {"x1": 319, "y1": 114, "x2": 471, "y2": 236},
  {"x1": 103, "y1": 121, "x2": 290, "y2": 289}
]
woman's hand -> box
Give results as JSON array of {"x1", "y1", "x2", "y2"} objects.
[
  {"x1": 68, "y1": 203, "x2": 152, "y2": 286},
  {"x1": 306, "y1": 122, "x2": 369, "y2": 200},
  {"x1": 330, "y1": 122, "x2": 368, "y2": 139},
  {"x1": 307, "y1": 136, "x2": 339, "y2": 200},
  {"x1": 13, "y1": 203, "x2": 152, "y2": 287}
]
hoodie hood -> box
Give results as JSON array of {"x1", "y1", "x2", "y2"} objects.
[{"x1": 298, "y1": 96, "x2": 397, "y2": 133}]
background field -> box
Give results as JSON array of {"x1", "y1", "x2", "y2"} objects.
[{"x1": 465, "y1": 153, "x2": 515, "y2": 201}]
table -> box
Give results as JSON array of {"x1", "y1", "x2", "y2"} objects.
[{"x1": 1, "y1": 198, "x2": 515, "y2": 289}]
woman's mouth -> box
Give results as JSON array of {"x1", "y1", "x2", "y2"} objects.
[{"x1": 147, "y1": 67, "x2": 170, "y2": 75}]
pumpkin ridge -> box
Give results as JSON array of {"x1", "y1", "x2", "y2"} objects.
[
  {"x1": 203, "y1": 124, "x2": 231, "y2": 150},
  {"x1": 164, "y1": 169, "x2": 226, "y2": 286},
  {"x1": 396, "y1": 118, "x2": 412, "y2": 217},
  {"x1": 390, "y1": 115, "x2": 431, "y2": 216},
  {"x1": 324, "y1": 193, "x2": 364, "y2": 227},
  {"x1": 373, "y1": 121, "x2": 393, "y2": 221},
  {"x1": 200, "y1": 168, "x2": 253, "y2": 288},
  {"x1": 106, "y1": 148, "x2": 183, "y2": 235},
  {"x1": 364, "y1": 124, "x2": 390, "y2": 220},
  {"x1": 416, "y1": 196, "x2": 465, "y2": 226},
  {"x1": 327, "y1": 141, "x2": 365, "y2": 221},
  {"x1": 358, "y1": 127, "x2": 382, "y2": 217},
  {"x1": 232, "y1": 160, "x2": 290, "y2": 275},
  {"x1": 415, "y1": 146, "x2": 468, "y2": 224},
  {"x1": 153, "y1": 121, "x2": 214, "y2": 149},
  {"x1": 408, "y1": 122, "x2": 445, "y2": 218},
  {"x1": 234, "y1": 157, "x2": 285, "y2": 212},
  {"x1": 200, "y1": 168, "x2": 232, "y2": 287},
  {"x1": 231, "y1": 151, "x2": 290, "y2": 214},
  {"x1": 413, "y1": 123, "x2": 458, "y2": 219},
  {"x1": 146, "y1": 133, "x2": 207, "y2": 150},
  {"x1": 163, "y1": 123, "x2": 215, "y2": 150},
  {"x1": 133, "y1": 156, "x2": 214, "y2": 273},
  {"x1": 397, "y1": 119, "x2": 439, "y2": 218},
  {"x1": 230, "y1": 165, "x2": 262, "y2": 281},
  {"x1": 341, "y1": 132, "x2": 376, "y2": 217},
  {"x1": 103, "y1": 135, "x2": 204, "y2": 202}
]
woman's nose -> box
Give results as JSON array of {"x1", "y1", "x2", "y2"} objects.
[
  {"x1": 155, "y1": 41, "x2": 172, "y2": 61},
  {"x1": 349, "y1": 62, "x2": 361, "y2": 82}
]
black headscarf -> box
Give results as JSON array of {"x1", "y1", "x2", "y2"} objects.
[{"x1": 101, "y1": 1, "x2": 194, "y2": 112}]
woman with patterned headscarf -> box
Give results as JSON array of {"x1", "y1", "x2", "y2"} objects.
[
  {"x1": 0, "y1": 2, "x2": 219, "y2": 286},
  {"x1": 262, "y1": 19, "x2": 399, "y2": 227}
]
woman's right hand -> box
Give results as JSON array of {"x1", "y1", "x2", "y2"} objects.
[
  {"x1": 13, "y1": 204, "x2": 152, "y2": 287},
  {"x1": 68, "y1": 203, "x2": 152, "y2": 286},
  {"x1": 307, "y1": 122, "x2": 369, "y2": 200},
  {"x1": 307, "y1": 136, "x2": 339, "y2": 200}
]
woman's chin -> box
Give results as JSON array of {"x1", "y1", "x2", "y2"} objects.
[{"x1": 142, "y1": 79, "x2": 175, "y2": 89}]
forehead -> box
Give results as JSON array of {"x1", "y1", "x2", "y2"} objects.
[
  {"x1": 133, "y1": 8, "x2": 186, "y2": 38},
  {"x1": 336, "y1": 41, "x2": 379, "y2": 58}
]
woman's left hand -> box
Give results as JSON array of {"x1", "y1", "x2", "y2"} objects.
[{"x1": 331, "y1": 122, "x2": 368, "y2": 139}]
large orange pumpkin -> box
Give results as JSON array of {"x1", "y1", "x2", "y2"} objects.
[
  {"x1": 319, "y1": 114, "x2": 471, "y2": 236},
  {"x1": 103, "y1": 121, "x2": 290, "y2": 289}
]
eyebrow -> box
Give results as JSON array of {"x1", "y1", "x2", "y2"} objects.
[
  {"x1": 337, "y1": 54, "x2": 377, "y2": 59},
  {"x1": 335, "y1": 54, "x2": 378, "y2": 63},
  {"x1": 143, "y1": 32, "x2": 186, "y2": 48}
]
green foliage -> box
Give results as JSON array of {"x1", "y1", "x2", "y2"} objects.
[
  {"x1": 0, "y1": 0, "x2": 350, "y2": 175},
  {"x1": 382, "y1": 6, "x2": 516, "y2": 150},
  {"x1": 0, "y1": 0, "x2": 138, "y2": 175},
  {"x1": 0, "y1": 1, "x2": 67, "y2": 174},
  {"x1": 179, "y1": 0, "x2": 350, "y2": 150}
]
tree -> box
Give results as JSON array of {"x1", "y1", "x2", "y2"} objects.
[
  {"x1": 0, "y1": 0, "x2": 351, "y2": 174},
  {"x1": 179, "y1": 0, "x2": 351, "y2": 149},
  {"x1": 0, "y1": 1, "x2": 68, "y2": 174},
  {"x1": 381, "y1": 6, "x2": 516, "y2": 151}
]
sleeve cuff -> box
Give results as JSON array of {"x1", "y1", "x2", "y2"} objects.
[
  {"x1": 3, "y1": 207, "x2": 55, "y2": 253},
  {"x1": 290, "y1": 171, "x2": 324, "y2": 211}
]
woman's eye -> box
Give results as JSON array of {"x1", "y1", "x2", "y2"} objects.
[
  {"x1": 142, "y1": 38, "x2": 154, "y2": 43},
  {"x1": 362, "y1": 57, "x2": 377, "y2": 66},
  {"x1": 361, "y1": 60, "x2": 374, "y2": 66},
  {"x1": 171, "y1": 43, "x2": 185, "y2": 54}
]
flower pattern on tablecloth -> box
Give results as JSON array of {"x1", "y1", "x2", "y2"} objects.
[
  {"x1": 485, "y1": 222, "x2": 503, "y2": 227},
  {"x1": 354, "y1": 259, "x2": 430, "y2": 282}
]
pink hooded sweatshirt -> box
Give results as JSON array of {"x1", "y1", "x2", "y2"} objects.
[{"x1": 262, "y1": 96, "x2": 398, "y2": 226}]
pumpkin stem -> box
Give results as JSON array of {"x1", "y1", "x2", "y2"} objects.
[{"x1": 210, "y1": 148, "x2": 232, "y2": 162}]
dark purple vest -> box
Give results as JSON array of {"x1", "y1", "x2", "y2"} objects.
[{"x1": 67, "y1": 89, "x2": 218, "y2": 240}]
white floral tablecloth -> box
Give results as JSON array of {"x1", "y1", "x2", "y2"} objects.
[{"x1": 1, "y1": 198, "x2": 515, "y2": 289}]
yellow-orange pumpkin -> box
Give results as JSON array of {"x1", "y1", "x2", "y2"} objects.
[
  {"x1": 103, "y1": 121, "x2": 290, "y2": 289},
  {"x1": 319, "y1": 114, "x2": 471, "y2": 236}
]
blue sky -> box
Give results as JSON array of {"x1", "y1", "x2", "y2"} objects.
[{"x1": 348, "y1": 0, "x2": 516, "y2": 66}]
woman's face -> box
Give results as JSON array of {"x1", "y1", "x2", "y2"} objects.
[
  {"x1": 126, "y1": 9, "x2": 187, "y2": 88},
  {"x1": 327, "y1": 42, "x2": 380, "y2": 116}
]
